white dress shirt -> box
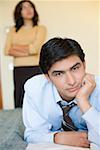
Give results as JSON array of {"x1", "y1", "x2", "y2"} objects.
[{"x1": 22, "y1": 74, "x2": 100, "y2": 146}]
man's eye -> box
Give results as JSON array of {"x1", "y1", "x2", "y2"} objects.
[
  {"x1": 54, "y1": 72, "x2": 62, "y2": 76},
  {"x1": 72, "y1": 66, "x2": 79, "y2": 71}
]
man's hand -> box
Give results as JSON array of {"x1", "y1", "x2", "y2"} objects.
[
  {"x1": 76, "y1": 74, "x2": 96, "y2": 100},
  {"x1": 54, "y1": 131, "x2": 90, "y2": 148},
  {"x1": 76, "y1": 74, "x2": 96, "y2": 113}
]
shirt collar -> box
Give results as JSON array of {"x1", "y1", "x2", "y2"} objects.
[{"x1": 52, "y1": 84, "x2": 62, "y2": 103}]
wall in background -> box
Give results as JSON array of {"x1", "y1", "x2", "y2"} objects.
[{"x1": 0, "y1": 0, "x2": 99, "y2": 109}]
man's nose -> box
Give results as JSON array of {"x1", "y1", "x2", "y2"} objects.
[{"x1": 66, "y1": 72, "x2": 76, "y2": 86}]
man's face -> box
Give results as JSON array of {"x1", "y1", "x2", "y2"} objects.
[{"x1": 46, "y1": 55, "x2": 86, "y2": 101}]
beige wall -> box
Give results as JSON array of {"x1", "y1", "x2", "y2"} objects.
[
  {"x1": 99, "y1": 1, "x2": 100, "y2": 74},
  {"x1": 0, "y1": 0, "x2": 99, "y2": 109}
]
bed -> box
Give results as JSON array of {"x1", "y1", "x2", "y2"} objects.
[
  {"x1": 0, "y1": 109, "x2": 98, "y2": 150},
  {"x1": 0, "y1": 108, "x2": 27, "y2": 150}
]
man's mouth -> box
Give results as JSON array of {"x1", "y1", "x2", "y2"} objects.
[{"x1": 67, "y1": 86, "x2": 80, "y2": 92}]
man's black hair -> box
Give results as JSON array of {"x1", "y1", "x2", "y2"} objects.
[{"x1": 39, "y1": 37, "x2": 85, "y2": 74}]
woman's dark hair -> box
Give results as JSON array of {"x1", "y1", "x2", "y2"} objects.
[
  {"x1": 39, "y1": 37, "x2": 85, "y2": 74},
  {"x1": 14, "y1": 0, "x2": 39, "y2": 32}
]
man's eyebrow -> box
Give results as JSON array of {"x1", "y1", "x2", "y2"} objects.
[
  {"x1": 51, "y1": 62, "x2": 81, "y2": 75},
  {"x1": 70, "y1": 62, "x2": 81, "y2": 70}
]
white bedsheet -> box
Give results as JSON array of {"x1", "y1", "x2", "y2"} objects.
[{"x1": 26, "y1": 143, "x2": 90, "y2": 150}]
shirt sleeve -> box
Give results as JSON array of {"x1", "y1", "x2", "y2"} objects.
[
  {"x1": 29, "y1": 25, "x2": 47, "y2": 55},
  {"x1": 82, "y1": 106, "x2": 100, "y2": 145},
  {"x1": 22, "y1": 81, "x2": 59, "y2": 144},
  {"x1": 4, "y1": 27, "x2": 14, "y2": 55}
]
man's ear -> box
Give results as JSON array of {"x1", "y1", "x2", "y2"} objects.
[{"x1": 45, "y1": 74, "x2": 51, "y2": 82}]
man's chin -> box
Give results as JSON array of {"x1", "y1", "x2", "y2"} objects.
[{"x1": 68, "y1": 92, "x2": 78, "y2": 100}]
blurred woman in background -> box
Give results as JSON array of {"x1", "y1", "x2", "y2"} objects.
[{"x1": 4, "y1": 0, "x2": 47, "y2": 107}]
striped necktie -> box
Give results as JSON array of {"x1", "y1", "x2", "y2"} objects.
[{"x1": 58, "y1": 101, "x2": 78, "y2": 131}]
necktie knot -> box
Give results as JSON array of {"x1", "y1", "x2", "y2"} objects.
[
  {"x1": 63, "y1": 102, "x2": 76, "y2": 115},
  {"x1": 58, "y1": 101, "x2": 76, "y2": 114}
]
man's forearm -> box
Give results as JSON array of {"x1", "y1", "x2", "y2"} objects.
[
  {"x1": 76, "y1": 98, "x2": 91, "y2": 113},
  {"x1": 54, "y1": 131, "x2": 90, "y2": 148}
]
